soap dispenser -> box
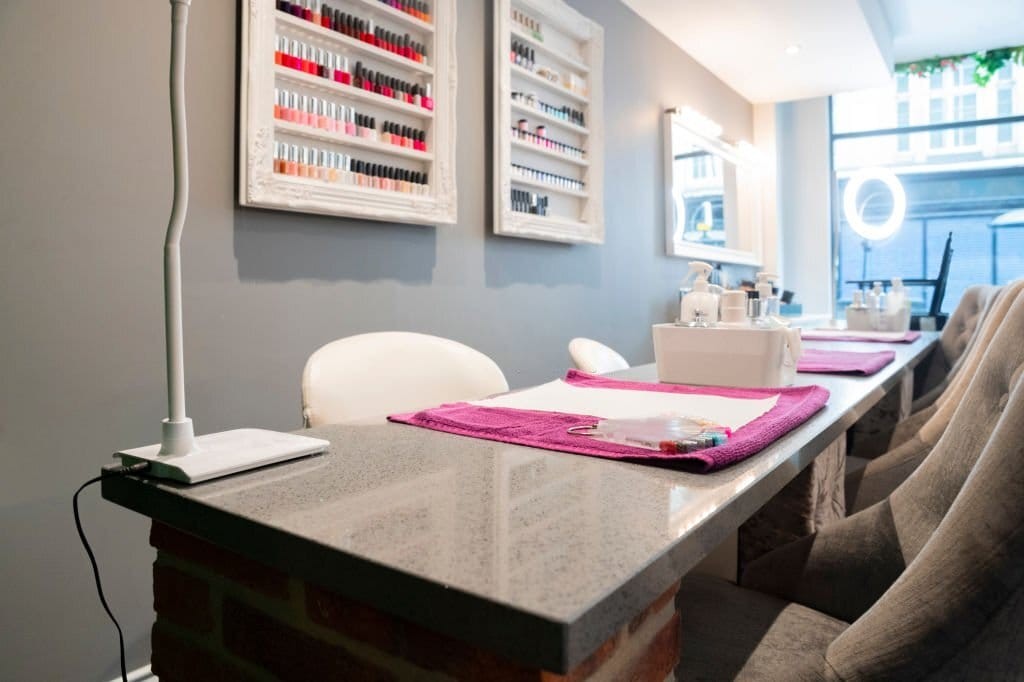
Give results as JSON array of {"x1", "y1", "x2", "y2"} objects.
[
  {"x1": 680, "y1": 261, "x2": 720, "y2": 327},
  {"x1": 752, "y1": 272, "x2": 782, "y2": 326}
]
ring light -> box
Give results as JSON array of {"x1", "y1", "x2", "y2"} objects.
[{"x1": 843, "y1": 167, "x2": 906, "y2": 241}]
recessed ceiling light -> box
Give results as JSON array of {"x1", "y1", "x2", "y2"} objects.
[{"x1": 785, "y1": 44, "x2": 802, "y2": 56}]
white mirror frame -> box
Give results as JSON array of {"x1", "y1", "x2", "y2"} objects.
[{"x1": 663, "y1": 109, "x2": 763, "y2": 266}]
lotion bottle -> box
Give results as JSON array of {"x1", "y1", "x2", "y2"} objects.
[
  {"x1": 846, "y1": 290, "x2": 870, "y2": 330},
  {"x1": 680, "y1": 261, "x2": 719, "y2": 327},
  {"x1": 887, "y1": 277, "x2": 911, "y2": 332}
]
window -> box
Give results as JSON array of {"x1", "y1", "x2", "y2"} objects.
[
  {"x1": 929, "y1": 97, "x2": 945, "y2": 148},
  {"x1": 897, "y1": 101, "x2": 910, "y2": 151},
  {"x1": 999, "y1": 65, "x2": 1015, "y2": 143},
  {"x1": 831, "y1": 59, "x2": 1024, "y2": 318}
]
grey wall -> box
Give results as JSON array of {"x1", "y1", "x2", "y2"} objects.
[
  {"x1": 777, "y1": 97, "x2": 834, "y2": 315},
  {"x1": 0, "y1": 0, "x2": 751, "y2": 678}
]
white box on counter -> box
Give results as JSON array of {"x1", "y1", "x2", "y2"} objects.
[{"x1": 652, "y1": 323, "x2": 802, "y2": 388}]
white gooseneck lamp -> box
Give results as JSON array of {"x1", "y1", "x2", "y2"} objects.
[{"x1": 117, "y1": 0, "x2": 327, "y2": 482}]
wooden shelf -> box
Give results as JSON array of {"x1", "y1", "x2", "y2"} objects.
[
  {"x1": 348, "y1": 0, "x2": 435, "y2": 34},
  {"x1": 511, "y1": 100, "x2": 589, "y2": 135},
  {"x1": 510, "y1": 27, "x2": 589, "y2": 74},
  {"x1": 511, "y1": 174, "x2": 588, "y2": 198},
  {"x1": 277, "y1": 11, "x2": 434, "y2": 76},
  {"x1": 275, "y1": 65, "x2": 434, "y2": 119},
  {"x1": 511, "y1": 138, "x2": 588, "y2": 167},
  {"x1": 511, "y1": 64, "x2": 589, "y2": 104},
  {"x1": 275, "y1": 120, "x2": 434, "y2": 162}
]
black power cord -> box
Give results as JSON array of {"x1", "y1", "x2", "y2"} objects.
[{"x1": 73, "y1": 462, "x2": 150, "y2": 682}]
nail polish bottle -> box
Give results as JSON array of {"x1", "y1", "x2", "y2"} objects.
[
  {"x1": 290, "y1": 0, "x2": 303, "y2": 17},
  {"x1": 296, "y1": 146, "x2": 307, "y2": 177},
  {"x1": 326, "y1": 150, "x2": 338, "y2": 182},
  {"x1": 274, "y1": 35, "x2": 284, "y2": 65},
  {"x1": 318, "y1": 98, "x2": 330, "y2": 129},
  {"x1": 273, "y1": 141, "x2": 282, "y2": 173},
  {"x1": 287, "y1": 92, "x2": 299, "y2": 122},
  {"x1": 321, "y1": 2, "x2": 332, "y2": 28},
  {"x1": 273, "y1": 88, "x2": 282, "y2": 119},
  {"x1": 282, "y1": 144, "x2": 293, "y2": 175},
  {"x1": 311, "y1": 1, "x2": 321, "y2": 25},
  {"x1": 421, "y1": 83, "x2": 433, "y2": 111},
  {"x1": 418, "y1": 130, "x2": 427, "y2": 152},
  {"x1": 335, "y1": 55, "x2": 351, "y2": 85},
  {"x1": 381, "y1": 122, "x2": 392, "y2": 145},
  {"x1": 345, "y1": 107, "x2": 357, "y2": 136}
]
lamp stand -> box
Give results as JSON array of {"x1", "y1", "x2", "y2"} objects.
[{"x1": 115, "y1": 0, "x2": 327, "y2": 483}]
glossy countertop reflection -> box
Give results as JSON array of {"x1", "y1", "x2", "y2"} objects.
[{"x1": 103, "y1": 333, "x2": 937, "y2": 672}]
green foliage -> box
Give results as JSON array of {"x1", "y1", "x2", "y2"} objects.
[{"x1": 895, "y1": 46, "x2": 1024, "y2": 86}]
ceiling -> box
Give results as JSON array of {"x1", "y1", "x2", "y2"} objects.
[{"x1": 621, "y1": 0, "x2": 1024, "y2": 103}]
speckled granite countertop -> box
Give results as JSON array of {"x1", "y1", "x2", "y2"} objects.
[{"x1": 103, "y1": 334, "x2": 938, "y2": 672}]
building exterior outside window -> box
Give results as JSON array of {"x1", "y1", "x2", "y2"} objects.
[{"x1": 831, "y1": 59, "x2": 1024, "y2": 317}]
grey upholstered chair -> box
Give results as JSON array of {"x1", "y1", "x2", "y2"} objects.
[
  {"x1": 851, "y1": 280, "x2": 1021, "y2": 462},
  {"x1": 845, "y1": 282, "x2": 1024, "y2": 513},
  {"x1": 676, "y1": 291, "x2": 1024, "y2": 680},
  {"x1": 913, "y1": 283, "x2": 1002, "y2": 410}
]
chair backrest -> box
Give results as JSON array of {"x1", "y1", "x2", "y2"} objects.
[
  {"x1": 568, "y1": 338, "x2": 629, "y2": 375},
  {"x1": 928, "y1": 279, "x2": 1024, "y2": 419},
  {"x1": 301, "y1": 332, "x2": 509, "y2": 426},
  {"x1": 927, "y1": 232, "x2": 954, "y2": 317},
  {"x1": 827, "y1": 290, "x2": 1024, "y2": 679},
  {"x1": 938, "y1": 283, "x2": 1002, "y2": 368}
]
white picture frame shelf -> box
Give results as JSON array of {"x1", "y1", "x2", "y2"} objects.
[
  {"x1": 239, "y1": 0, "x2": 457, "y2": 224},
  {"x1": 493, "y1": 0, "x2": 604, "y2": 244}
]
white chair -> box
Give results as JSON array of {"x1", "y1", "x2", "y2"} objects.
[
  {"x1": 302, "y1": 332, "x2": 509, "y2": 426},
  {"x1": 568, "y1": 337, "x2": 629, "y2": 375}
]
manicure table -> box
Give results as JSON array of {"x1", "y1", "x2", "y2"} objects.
[{"x1": 102, "y1": 332, "x2": 938, "y2": 681}]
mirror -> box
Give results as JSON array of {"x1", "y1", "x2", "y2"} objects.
[{"x1": 664, "y1": 108, "x2": 763, "y2": 266}]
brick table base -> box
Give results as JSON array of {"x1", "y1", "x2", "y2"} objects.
[{"x1": 149, "y1": 522, "x2": 682, "y2": 681}]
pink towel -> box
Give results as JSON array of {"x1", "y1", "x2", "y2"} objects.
[
  {"x1": 800, "y1": 330, "x2": 921, "y2": 343},
  {"x1": 389, "y1": 370, "x2": 829, "y2": 473},
  {"x1": 797, "y1": 348, "x2": 895, "y2": 376}
]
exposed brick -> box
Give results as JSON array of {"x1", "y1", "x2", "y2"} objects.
[
  {"x1": 305, "y1": 582, "x2": 402, "y2": 652},
  {"x1": 540, "y1": 634, "x2": 619, "y2": 682},
  {"x1": 150, "y1": 522, "x2": 289, "y2": 599},
  {"x1": 153, "y1": 563, "x2": 215, "y2": 633},
  {"x1": 222, "y1": 595, "x2": 395, "y2": 682},
  {"x1": 152, "y1": 623, "x2": 264, "y2": 682},
  {"x1": 399, "y1": 618, "x2": 542, "y2": 682},
  {"x1": 628, "y1": 580, "x2": 682, "y2": 635},
  {"x1": 619, "y1": 612, "x2": 681, "y2": 682}
]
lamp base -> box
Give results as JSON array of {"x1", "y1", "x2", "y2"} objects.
[{"x1": 116, "y1": 428, "x2": 329, "y2": 484}]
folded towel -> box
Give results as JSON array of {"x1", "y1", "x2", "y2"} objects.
[
  {"x1": 389, "y1": 370, "x2": 829, "y2": 473},
  {"x1": 800, "y1": 329, "x2": 921, "y2": 343},
  {"x1": 797, "y1": 348, "x2": 895, "y2": 376}
]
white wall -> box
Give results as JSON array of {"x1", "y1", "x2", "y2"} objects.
[{"x1": 776, "y1": 97, "x2": 834, "y2": 315}]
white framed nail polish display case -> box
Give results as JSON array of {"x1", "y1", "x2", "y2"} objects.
[
  {"x1": 239, "y1": 0, "x2": 457, "y2": 224},
  {"x1": 493, "y1": 0, "x2": 604, "y2": 244}
]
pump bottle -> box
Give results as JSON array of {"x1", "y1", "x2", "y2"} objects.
[{"x1": 679, "y1": 261, "x2": 720, "y2": 327}]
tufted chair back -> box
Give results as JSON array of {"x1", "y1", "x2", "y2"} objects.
[
  {"x1": 826, "y1": 293, "x2": 1024, "y2": 677},
  {"x1": 916, "y1": 283, "x2": 1003, "y2": 405},
  {"x1": 744, "y1": 291, "x2": 1024, "y2": 673}
]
